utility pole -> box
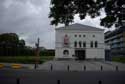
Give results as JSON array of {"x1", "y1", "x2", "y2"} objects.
[{"x1": 35, "y1": 38, "x2": 40, "y2": 69}]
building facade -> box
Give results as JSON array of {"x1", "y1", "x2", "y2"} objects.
[
  {"x1": 55, "y1": 23, "x2": 105, "y2": 60},
  {"x1": 105, "y1": 26, "x2": 125, "y2": 56},
  {"x1": 105, "y1": 5, "x2": 125, "y2": 57}
]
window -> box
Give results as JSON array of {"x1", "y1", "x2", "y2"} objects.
[
  {"x1": 93, "y1": 35, "x2": 95, "y2": 37},
  {"x1": 63, "y1": 50, "x2": 69, "y2": 55},
  {"x1": 75, "y1": 35, "x2": 77, "y2": 37},
  {"x1": 74, "y1": 41, "x2": 77, "y2": 47},
  {"x1": 83, "y1": 42, "x2": 86, "y2": 47},
  {"x1": 91, "y1": 41, "x2": 93, "y2": 48},
  {"x1": 79, "y1": 41, "x2": 82, "y2": 48},
  {"x1": 79, "y1": 35, "x2": 81, "y2": 37},
  {"x1": 83, "y1": 35, "x2": 86, "y2": 37},
  {"x1": 95, "y1": 41, "x2": 98, "y2": 48}
]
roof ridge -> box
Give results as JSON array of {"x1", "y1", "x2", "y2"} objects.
[{"x1": 56, "y1": 23, "x2": 104, "y2": 31}]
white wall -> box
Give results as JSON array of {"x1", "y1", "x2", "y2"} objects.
[
  {"x1": 86, "y1": 49, "x2": 105, "y2": 59},
  {"x1": 55, "y1": 29, "x2": 105, "y2": 59}
]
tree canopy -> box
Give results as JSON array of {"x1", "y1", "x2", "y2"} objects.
[
  {"x1": 0, "y1": 33, "x2": 19, "y2": 46},
  {"x1": 0, "y1": 33, "x2": 34, "y2": 56},
  {"x1": 49, "y1": 0, "x2": 125, "y2": 28}
]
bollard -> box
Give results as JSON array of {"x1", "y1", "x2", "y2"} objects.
[
  {"x1": 57, "y1": 80, "x2": 60, "y2": 84},
  {"x1": 34, "y1": 64, "x2": 37, "y2": 69},
  {"x1": 100, "y1": 66, "x2": 103, "y2": 71},
  {"x1": 16, "y1": 78, "x2": 20, "y2": 84},
  {"x1": 116, "y1": 66, "x2": 119, "y2": 71},
  {"x1": 98, "y1": 80, "x2": 102, "y2": 84},
  {"x1": 83, "y1": 65, "x2": 86, "y2": 71},
  {"x1": 50, "y1": 64, "x2": 53, "y2": 71},
  {"x1": 67, "y1": 65, "x2": 70, "y2": 71},
  {"x1": 34, "y1": 63, "x2": 39, "y2": 69}
]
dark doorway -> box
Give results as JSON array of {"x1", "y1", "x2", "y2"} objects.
[{"x1": 75, "y1": 50, "x2": 85, "y2": 60}]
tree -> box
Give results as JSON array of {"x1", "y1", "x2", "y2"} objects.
[
  {"x1": 0, "y1": 33, "x2": 19, "y2": 56},
  {"x1": 0, "y1": 33, "x2": 27, "y2": 56},
  {"x1": 49, "y1": 0, "x2": 125, "y2": 28},
  {"x1": 19, "y1": 39, "x2": 25, "y2": 48},
  {"x1": 0, "y1": 33, "x2": 19, "y2": 45}
]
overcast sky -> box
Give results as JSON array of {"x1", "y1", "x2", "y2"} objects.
[{"x1": 0, "y1": 0, "x2": 115, "y2": 49}]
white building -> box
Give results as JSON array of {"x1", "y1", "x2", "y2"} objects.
[{"x1": 55, "y1": 23, "x2": 105, "y2": 60}]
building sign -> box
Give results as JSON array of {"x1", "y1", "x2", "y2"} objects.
[{"x1": 64, "y1": 34, "x2": 69, "y2": 46}]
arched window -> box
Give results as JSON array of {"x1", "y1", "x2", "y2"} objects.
[
  {"x1": 83, "y1": 35, "x2": 86, "y2": 37},
  {"x1": 79, "y1": 41, "x2": 82, "y2": 48},
  {"x1": 83, "y1": 41, "x2": 86, "y2": 47},
  {"x1": 93, "y1": 35, "x2": 95, "y2": 37},
  {"x1": 63, "y1": 50, "x2": 69, "y2": 55},
  {"x1": 95, "y1": 41, "x2": 98, "y2": 48},
  {"x1": 91, "y1": 41, "x2": 93, "y2": 48},
  {"x1": 74, "y1": 35, "x2": 77, "y2": 37},
  {"x1": 79, "y1": 35, "x2": 81, "y2": 37},
  {"x1": 74, "y1": 41, "x2": 77, "y2": 47}
]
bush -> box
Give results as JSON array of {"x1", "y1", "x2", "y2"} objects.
[{"x1": 112, "y1": 57, "x2": 125, "y2": 63}]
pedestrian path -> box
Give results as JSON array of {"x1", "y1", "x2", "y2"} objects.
[
  {"x1": 37, "y1": 60, "x2": 125, "y2": 71},
  {"x1": 0, "y1": 61, "x2": 125, "y2": 71}
]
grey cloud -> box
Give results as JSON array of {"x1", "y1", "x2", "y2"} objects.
[
  {"x1": 0, "y1": 0, "x2": 55, "y2": 49},
  {"x1": 0, "y1": 0, "x2": 114, "y2": 49}
]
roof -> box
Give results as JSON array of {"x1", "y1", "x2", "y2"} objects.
[{"x1": 56, "y1": 23, "x2": 104, "y2": 31}]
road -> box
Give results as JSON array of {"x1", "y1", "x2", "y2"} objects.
[
  {"x1": 0, "y1": 60, "x2": 125, "y2": 84},
  {"x1": 0, "y1": 69, "x2": 125, "y2": 84}
]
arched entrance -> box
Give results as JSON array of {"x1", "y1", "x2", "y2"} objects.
[{"x1": 63, "y1": 50, "x2": 69, "y2": 56}]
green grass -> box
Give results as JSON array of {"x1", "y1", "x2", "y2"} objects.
[
  {"x1": 112, "y1": 57, "x2": 125, "y2": 63},
  {"x1": 0, "y1": 56, "x2": 54, "y2": 64}
]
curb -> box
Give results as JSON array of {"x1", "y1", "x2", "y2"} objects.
[
  {"x1": 0, "y1": 64, "x2": 4, "y2": 69},
  {"x1": 11, "y1": 64, "x2": 22, "y2": 69}
]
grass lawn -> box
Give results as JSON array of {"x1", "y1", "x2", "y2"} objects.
[
  {"x1": 112, "y1": 57, "x2": 125, "y2": 63},
  {"x1": 0, "y1": 56, "x2": 54, "y2": 64}
]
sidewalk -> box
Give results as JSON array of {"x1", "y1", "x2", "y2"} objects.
[
  {"x1": 0, "y1": 60, "x2": 125, "y2": 71},
  {"x1": 37, "y1": 60, "x2": 125, "y2": 71}
]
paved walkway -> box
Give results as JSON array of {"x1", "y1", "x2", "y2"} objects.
[
  {"x1": 37, "y1": 60, "x2": 125, "y2": 71},
  {"x1": 0, "y1": 61, "x2": 125, "y2": 84},
  {"x1": 0, "y1": 61, "x2": 125, "y2": 71}
]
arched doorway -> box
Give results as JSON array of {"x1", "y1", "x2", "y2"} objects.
[{"x1": 63, "y1": 50, "x2": 69, "y2": 56}]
